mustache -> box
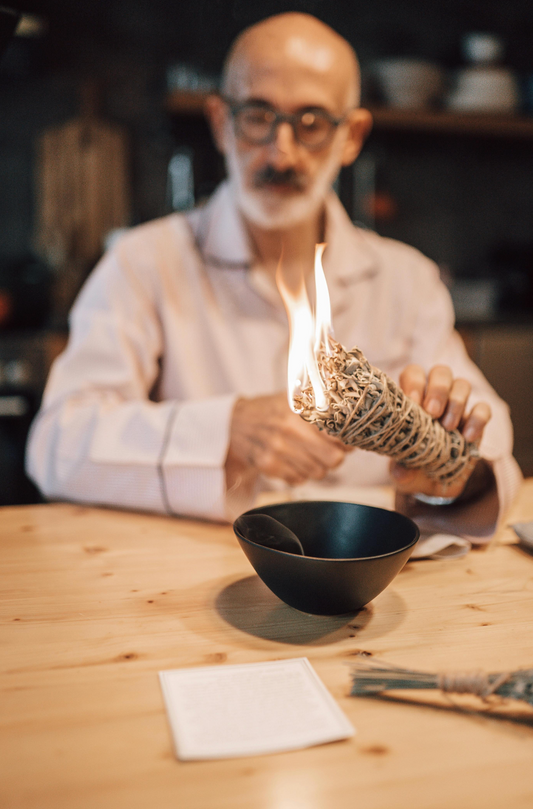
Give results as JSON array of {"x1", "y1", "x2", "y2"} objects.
[{"x1": 253, "y1": 165, "x2": 307, "y2": 191}]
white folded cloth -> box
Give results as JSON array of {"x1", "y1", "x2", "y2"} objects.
[
  {"x1": 511, "y1": 522, "x2": 533, "y2": 550},
  {"x1": 409, "y1": 533, "x2": 471, "y2": 559}
]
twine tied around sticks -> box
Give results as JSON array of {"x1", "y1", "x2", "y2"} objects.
[
  {"x1": 295, "y1": 340, "x2": 479, "y2": 485},
  {"x1": 350, "y1": 657, "x2": 533, "y2": 707},
  {"x1": 437, "y1": 670, "x2": 512, "y2": 700}
]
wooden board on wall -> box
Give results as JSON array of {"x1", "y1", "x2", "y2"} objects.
[{"x1": 459, "y1": 323, "x2": 533, "y2": 476}]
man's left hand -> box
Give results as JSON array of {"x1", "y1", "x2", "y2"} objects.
[{"x1": 390, "y1": 364, "x2": 491, "y2": 500}]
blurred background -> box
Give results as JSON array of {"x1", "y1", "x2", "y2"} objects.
[{"x1": 1, "y1": 0, "x2": 533, "y2": 504}]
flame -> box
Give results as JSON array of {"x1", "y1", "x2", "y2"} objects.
[
  {"x1": 313, "y1": 242, "x2": 333, "y2": 356},
  {"x1": 276, "y1": 243, "x2": 333, "y2": 413}
]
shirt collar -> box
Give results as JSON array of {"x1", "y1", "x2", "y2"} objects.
[
  {"x1": 187, "y1": 179, "x2": 378, "y2": 284},
  {"x1": 186, "y1": 181, "x2": 253, "y2": 270},
  {"x1": 322, "y1": 191, "x2": 378, "y2": 287}
]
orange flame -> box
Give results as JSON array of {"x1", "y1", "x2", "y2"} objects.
[{"x1": 276, "y1": 243, "x2": 333, "y2": 413}]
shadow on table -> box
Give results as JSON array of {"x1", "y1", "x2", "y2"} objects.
[
  {"x1": 215, "y1": 574, "x2": 405, "y2": 646},
  {"x1": 362, "y1": 693, "x2": 533, "y2": 733},
  {"x1": 512, "y1": 541, "x2": 533, "y2": 560}
]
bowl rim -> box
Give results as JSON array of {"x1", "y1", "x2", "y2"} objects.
[{"x1": 233, "y1": 500, "x2": 420, "y2": 562}]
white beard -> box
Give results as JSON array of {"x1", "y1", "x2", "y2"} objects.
[{"x1": 225, "y1": 138, "x2": 344, "y2": 231}]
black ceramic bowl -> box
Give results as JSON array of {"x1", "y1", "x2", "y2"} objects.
[{"x1": 233, "y1": 501, "x2": 419, "y2": 615}]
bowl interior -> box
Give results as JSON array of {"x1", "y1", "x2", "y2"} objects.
[{"x1": 239, "y1": 501, "x2": 418, "y2": 559}]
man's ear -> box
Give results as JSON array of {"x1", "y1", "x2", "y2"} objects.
[
  {"x1": 341, "y1": 108, "x2": 373, "y2": 166},
  {"x1": 205, "y1": 94, "x2": 230, "y2": 155}
]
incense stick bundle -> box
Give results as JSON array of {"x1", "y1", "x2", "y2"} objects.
[
  {"x1": 350, "y1": 658, "x2": 533, "y2": 707},
  {"x1": 295, "y1": 339, "x2": 479, "y2": 484}
]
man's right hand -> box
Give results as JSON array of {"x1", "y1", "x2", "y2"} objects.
[{"x1": 225, "y1": 392, "x2": 350, "y2": 487}]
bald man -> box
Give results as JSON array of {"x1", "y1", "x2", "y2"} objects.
[{"x1": 27, "y1": 13, "x2": 521, "y2": 543}]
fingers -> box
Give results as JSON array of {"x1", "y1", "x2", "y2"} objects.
[
  {"x1": 390, "y1": 460, "x2": 472, "y2": 500},
  {"x1": 462, "y1": 401, "x2": 491, "y2": 443},
  {"x1": 422, "y1": 365, "x2": 453, "y2": 418},
  {"x1": 400, "y1": 364, "x2": 465, "y2": 421},
  {"x1": 247, "y1": 443, "x2": 312, "y2": 486},
  {"x1": 399, "y1": 364, "x2": 490, "y2": 441},
  {"x1": 399, "y1": 364, "x2": 426, "y2": 405},
  {"x1": 287, "y1": 415, "x2": 349, "y2": 466},
  {"x1": 423, "y1": 369, "x2": 490, "y2": 443},
  {"x1": 441, "y1": 378, "x2": 471, "y2": 430},
  {"x1": 266, "y1": 418, "x2": 347, "y2": 482},
  {"x1": 248, "y1": 428, "x2": 338, "y2": 485},
  {"x1": 227, "y1": 393, "x2": 350, "y2": 487}
]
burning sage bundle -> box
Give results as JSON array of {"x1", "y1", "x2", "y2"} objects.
[
  {"x1": 295, "y1": 338, "x2": 479, "y2": 484},
  {"x1": 277, "y1": 244, "x2": 479, "y2": 486}
]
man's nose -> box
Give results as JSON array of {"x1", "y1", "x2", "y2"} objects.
[{"x1": 268, "y1": 121, "x2": 300, "y2": 168}]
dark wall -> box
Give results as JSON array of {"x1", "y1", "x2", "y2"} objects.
[
  {"x1": 7, "y1": 0, "x2": 533, "y2": 71},
  {"x1": 2, "y1": 0, "x2": 533, "y2": 284}
]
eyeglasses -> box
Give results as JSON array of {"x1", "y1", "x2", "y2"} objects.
[{"x1": 222, "y1": 98, "x2": 349, "y2": 151}]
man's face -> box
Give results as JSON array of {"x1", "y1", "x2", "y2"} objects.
[{"x1": 221, "y1": 43, "x2": 355, "y2": 231}]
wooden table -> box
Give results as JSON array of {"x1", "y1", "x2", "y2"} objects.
[{"x1": 2, "y1": 483, "x2": 533, "y2": 809}]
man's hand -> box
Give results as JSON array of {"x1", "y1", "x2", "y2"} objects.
[
  {"x1": 390, "y1": 364, "x2": 492, "y2": 500},
  {"x1": 225, "y1": 392, "x2": 351, "y2": 488}
]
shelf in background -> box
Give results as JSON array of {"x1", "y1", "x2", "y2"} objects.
[
  {"x1": 368, "y1": 107, "x2": 533, "y2": 139},
  {"x1": 166, "y1": 90, "x2": 533, "y2": 139},
  {"x1": 166, "y1": 89, "x2": 211, "y2": 115}
]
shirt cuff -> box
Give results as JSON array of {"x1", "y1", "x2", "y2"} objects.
[{"x1": 162, "y1": 393, "x2": 238, "y2": 520}]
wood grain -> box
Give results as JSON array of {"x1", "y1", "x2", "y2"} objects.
[
  {"x1": 1, "y1": 483, "x2": 533, "y2": 809},
  {"x1": 35, "y1": 114, "x2": 130, "y2": 319}
]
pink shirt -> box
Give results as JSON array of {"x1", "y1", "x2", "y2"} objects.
[{"x1": 26, "y1": 182, "x2": 522, "y2": 535}]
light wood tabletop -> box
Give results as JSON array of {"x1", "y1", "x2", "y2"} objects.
[{"x1": 2, "y1": 482, "x2": 533, "y2": 809}]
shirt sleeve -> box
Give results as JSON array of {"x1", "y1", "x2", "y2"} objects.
[
  {"x1": 397, "y1": 253, "x2": 523, "y2": 541},
  {"x1": 25, "y1": 243, "x2": 237, "y2": 521}
]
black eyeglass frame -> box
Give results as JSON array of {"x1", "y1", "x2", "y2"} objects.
[{"x1": 221, "y1": 96, "x2": 350, "y2": 150}]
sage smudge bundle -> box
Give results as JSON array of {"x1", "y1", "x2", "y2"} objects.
[
  {"x1": 350, "y1": 657, "x2": 533, "y2": 707},
  {"x1": 294, "y1": 339, "x2": 479, "y2": 485}
]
